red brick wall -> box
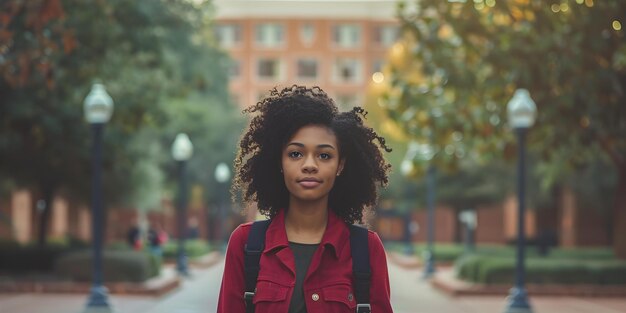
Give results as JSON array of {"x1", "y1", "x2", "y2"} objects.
[
  {"x1": 576, "y1": 207, "x2": 610, "y2": 246},
  {"x1": 374, "y1": 216, "x2": 405, "y2": 241},
  {"x1": 106, "y1": 209, "x2": 138, "y2": 243},
  {"x1": 411, "y1": 206, "x2": 456, "y2": 243},
  {"x1": 475, "y1": 204, "x2": 506, "y2": 244},
  {"x1": 559, "y1": 187, "x2": 610, "y2": 247},
  {"x1": 560, "y1": 188, "x2": 577, "y2": 247}
]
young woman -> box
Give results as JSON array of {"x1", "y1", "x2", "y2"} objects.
[{"x1": 217, "y1": 85, "x2": 394, "y2": 313}]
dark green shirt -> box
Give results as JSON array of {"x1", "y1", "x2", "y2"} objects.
[{"x1": 288, "y1": 242, "x2": 319, "y2": 313}]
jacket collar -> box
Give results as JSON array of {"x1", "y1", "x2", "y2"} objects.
[{"x1": 264, "y1": 208, "x2": 350, "y2": 259}]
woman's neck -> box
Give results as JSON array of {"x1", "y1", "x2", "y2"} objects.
[{"x1": 284, "y1": 197, "x2": 328, "y2": 244}]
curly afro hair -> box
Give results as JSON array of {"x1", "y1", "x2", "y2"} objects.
[{"x1": 232, "y1": 85, "x2": 391, "y2": 225}]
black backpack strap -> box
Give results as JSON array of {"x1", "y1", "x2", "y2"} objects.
[
  {"x1": 243, "y1": 219, "x2": 272, "y2": 313},
  {"x1": 350, "y1": 224, "x2": 371, "y2": 313}
]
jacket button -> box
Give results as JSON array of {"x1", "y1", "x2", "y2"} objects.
[
  {"x1": 348, "y1": 293, "x2": 354, "y2": 301},
  {"x1": 312, "y1": 293, "x2": 320, "y2": 301}
]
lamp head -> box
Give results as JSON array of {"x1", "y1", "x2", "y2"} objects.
[
  {"x1": 214, "y1": 162, "x2": 231, "y2": 183},
  {"x1": 507, "y1": 89, "x2": 537, "y2": 129},
  {"x1": 84, "y1": 84, "x2": 114, "y2": 124},
  {"x1": 172, "y1": 133, "x2": 193, "y2": 161}
]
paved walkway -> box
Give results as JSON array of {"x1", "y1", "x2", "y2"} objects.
[{"x1": 1, "y1": 255, "x2": 626, "y2": 313}]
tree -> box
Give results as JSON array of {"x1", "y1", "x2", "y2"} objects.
[
  {"x1": 0, "y1": 0, "x2": 234, "y2": 246},
  {"x1": 384, "y1": 0, "x2": 626, "y2": 256}
]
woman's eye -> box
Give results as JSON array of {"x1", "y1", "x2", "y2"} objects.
[
  {"x1": 288, "y1": 151, "x2": 302, "y2": 158},
  {"x1": 319, "y1": 153, "x2": 332, "y2": 160}
]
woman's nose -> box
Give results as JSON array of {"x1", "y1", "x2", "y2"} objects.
[{"x1": 302, "y1": 156, "x2": 318, "y2": 173}]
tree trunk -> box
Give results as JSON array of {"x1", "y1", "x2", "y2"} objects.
[
  {"x1": 37, "y1": 183, "x2": 55, "y2": 248},
  {"x1": 614, "y1": 167, "x2": 626, "y2": 259}
]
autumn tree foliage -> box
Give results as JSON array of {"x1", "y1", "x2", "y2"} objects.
[
  {"x1": 384, "y1": 0, "x2": 626, "y2": 257},
  {"x1": 0, "y1": 0, "x2": 240, "y2": 246}
]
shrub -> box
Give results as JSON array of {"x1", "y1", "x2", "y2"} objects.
[
  {"x1": 454, "y1": 254, "x2": 482, "y2": 281},
  {"x1": 106, "y1": 241, "x2": 133, "y2": 251},
  {"x1": 547, "y1": 248, "x2": 615, "y2": 260},
  {"x1": 590, "y1": 261, "x2": 626, "y2": 285},
  {"x1": 162, "y1": 239, "x2": 211, "y2": 259},
  {"x1": 410, "y1": 244, "x2": 466, "y2": 263},
  {"x1": 55, "y1": 250, "x2": 160, "y2": 282},
  {"x1": 147, "y1": 252, "x2": 162, "y2": 278},
  {"x1": 0, "y1": 239, "x2": 20, "y2": 249},
  {"x1": 454, "y1": 255, "x2": 626, "y2": 285},
  {"x1": 0, "y1": 246, "x2": 70, "y2": 272},
  {"x1": 405, "y1": 243, "x2": 617, "y2": 263}
]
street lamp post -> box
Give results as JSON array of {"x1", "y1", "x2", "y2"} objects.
[
  {"x1": 83, "y1": 83, "x2": 114, "y2": 313},
  {"x1": 423, "y1": 164, "x2": 436, "y2": 278},
  {"x1": 214, "y1": 162, "x2": 231, "y2": 252},
  {"x1": 504, "y1": 89, "x2": 537, "y2": 313},
  {"x1": 401, "y1": 141, "x2": 436, "y2": 278},
  {"x1": 403, "y1": 212, "x2": 415, "y2": 255},
  {"x1": 172, "y1": 133, "x2": 193, "y2": 276}
]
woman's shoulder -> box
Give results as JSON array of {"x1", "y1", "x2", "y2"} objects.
[
  {"x1": 231, "y1": 222, "x2": 254, "y2": 240},
  {"x1": 365, "y1": 229, "x2": 386, "y2": 254}
]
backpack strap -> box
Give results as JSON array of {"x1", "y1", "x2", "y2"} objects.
[
  {"x1": 350, "y1": 224, "x2": 371, "y2": 313},
  {"x1": 243, "y1": 219, "x2": 271, "y2": 313}
]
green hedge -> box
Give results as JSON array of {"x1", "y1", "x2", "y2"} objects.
[
  {"x1": 385, "y1": 242, "x2": 467, "y2": 263},
  {"x1": 106, "y1": 241, "x2": 133, "y2": 251},
  {"x1": 0, "y1": 246, "x2": 71, "y2": 272},
  {"x1": 162, "y1": 239, "x2": 211, "y2": 259},
  {"x1": 416, "y1": 244, "x2": 466, "y2": 263},
  {"x1": 455, "y1": 255, "x2": 626, "y2": 285},
  {"x1": 390, "y1": 243, "x2": 616, "y2": 264},
  {"x1": 106, "y1": 239, "x2": 212, "y2": 259},
  {"x1": 54, "y1": 250, "x2": 160, "y2": 282},
  {"x1": 0, "y1": 238, "x2": 20, "y2": 249},
  {"x1": 544, "y1": 248, "x2": 615, "y2": 260}
]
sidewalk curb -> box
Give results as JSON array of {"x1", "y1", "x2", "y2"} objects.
[
  {"x1": 431, "y1": 268, "x2": 626, "y2": 298},
  {"x1": 0, "y1": 266, "x2": 183, "y2": 296}
]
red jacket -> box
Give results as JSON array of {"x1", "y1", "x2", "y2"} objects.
[{"x1": 217, "y1": 209, "x2": 393, "y2": 313}]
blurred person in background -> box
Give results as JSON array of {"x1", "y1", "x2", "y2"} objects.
[{"x1": 127, "y1": 219, "x2": 142, "y2": 251}]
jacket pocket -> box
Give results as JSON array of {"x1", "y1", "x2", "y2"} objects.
[
  {"x1": 321, "y1": 283, "x2": 357, "y2": 312},
  {"x1": 252, "y1": 279, "x2": 290, "y2": 311}
]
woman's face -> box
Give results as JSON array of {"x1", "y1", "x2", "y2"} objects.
[{"x1": 281, "y1": 125, "x2": 344, "y2": 205}]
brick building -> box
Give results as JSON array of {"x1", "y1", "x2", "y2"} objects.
[{"x1": 212, "y1": 0, "x2": 399, "y2": 109}]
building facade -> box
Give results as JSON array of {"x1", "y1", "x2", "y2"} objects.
[{"x1": 213, "y1": 0, "x2": 399, "y2": 109}]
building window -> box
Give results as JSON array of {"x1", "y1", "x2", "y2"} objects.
[
  {"x1": 228, "y1": 59, "x2": 241, "y2": 79},
  {"x1": 297, "y1": 59, "x2": 318, "y2": 79},
  {"x1": 255, "y1": 23, "x2": 284, "y2": 47},
  {"x1": 333, "y1": 58, "x2": 362, "y2": 83},
  {"x1": 373, "y1": 25, "x2": 399, "y2": 47},
  {"x1": 332, "y1": 24, "x2": 361, "y2": 48},
  {"x1": 257, "y1": 58, "x2": 282, "y2": 80},
  {"x1": 300, "y1": 23, "x2": 316, "y2": 46},
  {"x1": 214, "y1": 24, "x2": 241, "y2": 48}
]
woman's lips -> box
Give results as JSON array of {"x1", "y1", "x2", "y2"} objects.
[{"x1": 298, "y1": 179, "x2": 321, "y2": 188}]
